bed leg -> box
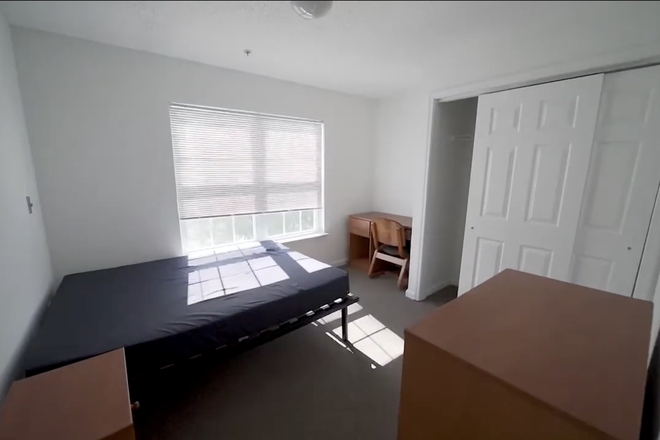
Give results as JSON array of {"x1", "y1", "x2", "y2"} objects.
[{"x1": 341, "y1": 307, "x2": 349, "y2": 343}]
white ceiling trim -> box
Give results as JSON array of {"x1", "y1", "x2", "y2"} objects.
[{"x1": 432, "y1": 41, "x2": 660, "y2": 102}]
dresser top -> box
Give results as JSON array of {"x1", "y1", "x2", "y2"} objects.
[{"x1": 407, "y1": 270, "x2": 652, "y2": 440}]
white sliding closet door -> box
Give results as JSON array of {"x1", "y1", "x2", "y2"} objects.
[
  {"x1": 569, "y1": 65, "x2": 660, "y2": 296},
  {"x1": 458, "y1": 75, "x2": 603, "y2": 295}
]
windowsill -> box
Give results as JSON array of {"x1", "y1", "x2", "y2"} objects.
[{"x1": 278, "y1": 232, "x2": 329, "y2": 244}]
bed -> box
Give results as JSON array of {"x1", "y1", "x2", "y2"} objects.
[{"x1": 24, "y1": 241, "x2": 356, "y2": 379}]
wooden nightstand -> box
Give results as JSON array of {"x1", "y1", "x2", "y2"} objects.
[{"x1": 0, "y1": 348, "x2": 134, "y2": 440}]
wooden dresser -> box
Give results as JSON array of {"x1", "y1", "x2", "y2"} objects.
[
  {"x1": 348, "y1": 212, "x2": 412, "y2": 273},
  {"x1": 398, "y1": 270, "x2": 653, "y2": 440},
  {"x1": 0, "y1": 349, "x2": 134, "y2": 440}
]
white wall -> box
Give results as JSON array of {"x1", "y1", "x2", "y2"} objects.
[
  {"x1": 372, "y1": 93, "x2": 430, "y2": 217},
  {"x1": 12, "y1": 28, "x2": 376, "y2": 280},
  {"x1": 0, "y1": 15, "x2": 53, "y2": 393},
  {"x1": 372, "y1": 93, "x2": 432, "y2": 299}
]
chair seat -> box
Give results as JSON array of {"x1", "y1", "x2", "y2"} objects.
[{"x1": 379, "y1": 245, "x2": 410, "y2": 258}]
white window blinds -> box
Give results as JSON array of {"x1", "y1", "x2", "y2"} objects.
[{"x1": 169, "y1": 104, "x2": 323, "y2": 220}]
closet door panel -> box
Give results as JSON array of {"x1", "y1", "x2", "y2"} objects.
[
  {"x1": 570, "y1": 65, "x2": 660, "y2": 296},
  {"x1": 459, "y1": 75, "x2": 603, "y2": 295}
]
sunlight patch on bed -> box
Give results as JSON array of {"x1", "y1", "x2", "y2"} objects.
[
  {"x1": 237, "y1": 242, "x2": 266, "y2": 255},
  {"x1": 188, "y1": 248, "x2": 218, "y2": 266},
  {"x1": 289, "y1": 252, "x2": 331, "y2": 273},
  {"x1": 188, "y1": 243, "x2": 270, "y2": 266},
  {"x1": 287, "y1": 251, "x2": 306, "y2": 261},
  {"x1": 187, "y1": 254, "x2": 290, "y2": 305}
]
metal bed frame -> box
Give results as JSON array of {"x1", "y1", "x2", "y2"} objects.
[{"x1": 128, "y1": 293, "x2": 359, "y2": 400}]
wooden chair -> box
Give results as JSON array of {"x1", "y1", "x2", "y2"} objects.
[{"x1": 368, "y1": 218, "x2": 409, "y2": 290}]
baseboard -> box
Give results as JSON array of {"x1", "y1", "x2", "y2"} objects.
[{"x1": 404, "y1": 280, "x2": 451, "y2": 302}]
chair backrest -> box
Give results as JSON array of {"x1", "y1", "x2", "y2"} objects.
[{"x1": 372, "y1": 218, "x2": 406, "y2": 256}]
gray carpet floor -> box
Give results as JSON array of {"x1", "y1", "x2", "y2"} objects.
[{"x1": 134, "y1": 269, "x2": 457, "y2": 440}]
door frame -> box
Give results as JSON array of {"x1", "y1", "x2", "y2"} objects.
[{"x1": 408, "y1": 51, "x2": 660, "y2": 302}]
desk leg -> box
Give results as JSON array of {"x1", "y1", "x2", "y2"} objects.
[{"x1": 341, "y1": 307, "x2": 349, "y2": 342}]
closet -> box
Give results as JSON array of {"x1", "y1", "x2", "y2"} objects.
[{"x1": 455, "y1": 64, "x2": 660, "y2": 297}]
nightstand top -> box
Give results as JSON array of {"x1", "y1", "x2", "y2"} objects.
[{"x1": 0, "y1": 348, "x2": 132, "y2": 440}]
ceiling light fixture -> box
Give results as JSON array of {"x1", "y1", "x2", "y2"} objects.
[{"x1": 290, "y1": 1, "x2": 333, "y2": 20}]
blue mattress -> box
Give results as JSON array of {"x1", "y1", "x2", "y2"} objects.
[{"x1": 24, "y1": 241, "x2": 350, "y2": 378}]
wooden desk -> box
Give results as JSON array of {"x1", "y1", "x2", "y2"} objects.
[
  {"x1": 348, "y1": 212, "x2": 412, "y2": 273},
  {"x1": 0, "y1": 349, "x2": 134, "y2": 440},
  {"x1": 398, "y1": 270, "x2": 653, "y2": 440}
]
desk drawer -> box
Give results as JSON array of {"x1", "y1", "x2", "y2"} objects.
[{"x1": 349, "y1": 217, "x2": 371, "y2": 238}]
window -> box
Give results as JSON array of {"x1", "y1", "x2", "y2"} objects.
[{"x1": 169, "y1": 103, "x2": 324, "y2": 252}]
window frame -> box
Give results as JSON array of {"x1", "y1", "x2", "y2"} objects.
[
  {"x1": 170, "y1": 104, "x2": 326, "y2": 253},
  {"x1": 179, "y1": 209, "x2": 324, "y2": 253}
]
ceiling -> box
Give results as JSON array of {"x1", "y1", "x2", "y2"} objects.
[{"x1": 2, "y1": 1, "x2": 660, "y2": 98}]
